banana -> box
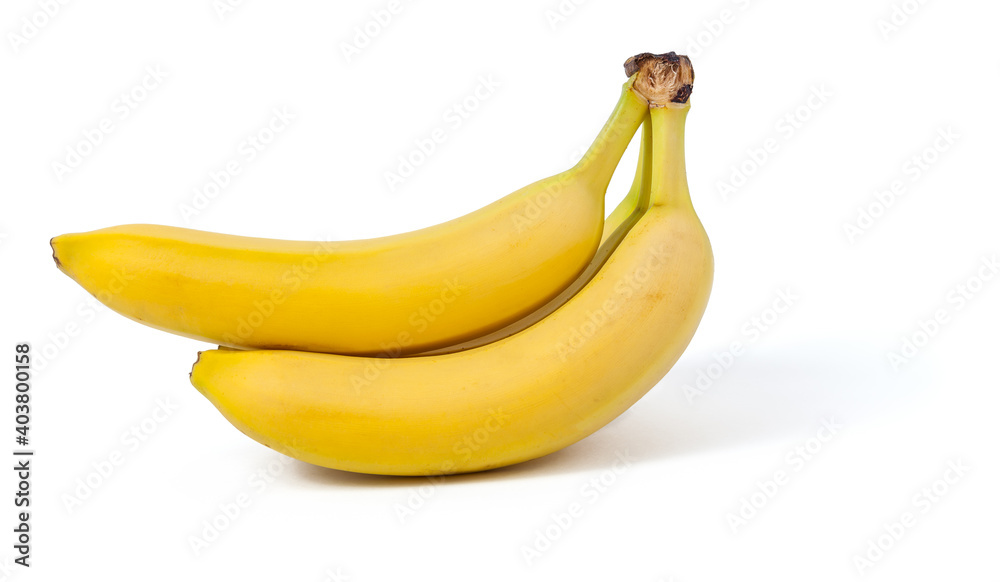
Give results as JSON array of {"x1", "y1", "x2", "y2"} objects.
[
  {"x1": 189, "y1": 52, "x2": 710, "y2": 476},
  {"x1": 50, "y1": 73, "x2": 651, "y2": 356}
]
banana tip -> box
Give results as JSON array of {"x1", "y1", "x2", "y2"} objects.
[
  {"x1": 50, "y1": 236, "x2": 63, "y2": 270},
  {"x1": 190, "y1": 351, "x2": 204, "y2": 390}
]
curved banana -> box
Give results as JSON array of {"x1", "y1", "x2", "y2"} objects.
[
  {"x1": 190, "y1": 53, "x2": 710, "y2": 476},
  {"x1": 50, "y1": 74, "x2": 650, "y2": 356}
]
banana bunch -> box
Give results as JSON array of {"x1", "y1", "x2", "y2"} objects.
[{"x1": 53, "y1": 51, "x2": 711, "y2": 476}]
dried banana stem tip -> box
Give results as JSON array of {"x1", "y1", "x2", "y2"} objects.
[{"x1": 625, "y1": 51, "x2": 694, "y2": 107}]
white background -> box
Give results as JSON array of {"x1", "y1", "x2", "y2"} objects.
[{"x1": 1, "y1": 0, "x2": 998, "y2": 580}]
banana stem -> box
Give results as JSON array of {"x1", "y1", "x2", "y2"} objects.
[
  {"x1": 649, "y1": 105, "x2": 692, "y2": 209},
  {"x1": 573, "y1": 82, "x2": 649, "y2": 190},
  {"x1": 625, "y1": 51, "x2": 694, "y2": 107},
  {"x1": 602, "y1": 113, "x2": 652, "y2": 241}
]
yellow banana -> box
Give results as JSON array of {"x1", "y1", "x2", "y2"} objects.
[
  {"x1": 51, "y1": 73, "x2": 650, "y2": 356},
  {"x1": 189, "y1": 52, "x2": 710, "y2": 476}
]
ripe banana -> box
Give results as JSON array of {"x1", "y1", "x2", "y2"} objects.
[
  {"x1": 189, "y1": 52, "x2": 711, "y2": 476},
  {"x1": 50, "y1": 73, "x2": 651, "y2": 356}
]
